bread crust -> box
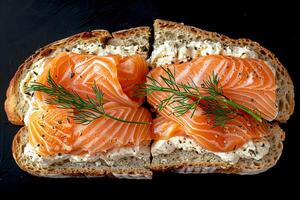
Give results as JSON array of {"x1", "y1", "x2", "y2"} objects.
[
  {"x1": 111, "y1": 26, "x2": 150, "y2": 39},
  {"x1": 109, "y1": 26, "x2": 151, "y2": 58}
]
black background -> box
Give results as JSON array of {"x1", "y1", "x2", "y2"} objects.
[{"x1": 0, "y1": 0, "x2": 299, "y2": 193}]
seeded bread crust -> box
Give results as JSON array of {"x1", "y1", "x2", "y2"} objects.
[
  {"x1": 151, "y1": 19, "x2": 294, "y2": 122},
  {"x1": 108, "y1": 26, "x2": 150, "y2": 55}
]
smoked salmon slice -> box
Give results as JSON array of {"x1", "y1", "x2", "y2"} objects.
[
  {"x1": 72, "y1": 102, "x2": 152, "y2": 155},
  {"x1": 36, "y1": 52, "x2": 148, "y2": 107},
  {"x1": 166, "y1": 55, "x2": 277, "y2": 121},
  {"x1": 152, "y1": 115, "x2": 186, "y2": 140},
  {"x1": 28, "y1": 106, "x2": 75, "y2": 156},
  {"x1": 150, "y1": 94, "x2": 269, "y2": 152},
  {"x1": 148, "y1": 55, "x2": 274, "y2": 152},
  {"x1": 117, "y1": 54, "x2": 149, "y2": 104},
  {"x1": 28, "y1": 103, "x2": 152, "y2": 156},
  {"x1": 28, "y1": 52, "x2": 152, "y2": 156}
]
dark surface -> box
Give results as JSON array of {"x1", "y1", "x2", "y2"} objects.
[{"x1": 0, "y1": 0, "x2": 299, "y2": 193}]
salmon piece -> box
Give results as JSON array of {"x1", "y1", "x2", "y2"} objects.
[
  {"x1": 148, "y1": 55, "x2": 273, "y2": 152},
  {"x1": 169, "y1": 55, "x2": 277, "y2": 121},
  {"x1": 72, "y1": 102, "x2": 152, "y2": 155},
  {"x1": 152, "y1": 115, "x2": 185, "y2": 140},
  {"x1": 150, "y1": 93, "x2": 268, "y2": 152},
  {"x1": 117, "y1": 55, "x2": 149, "y2": 104},
  {"x1": 27, "y1": 102, "x2": 152, "y2": 156},
  {"x1": 28, "y1": 52, "x2": 152, "y2": 156},
  {"x1": 28, "y1": 106, "x2": 75, "y2": 156},
  {"x1": 36, "y1": 52, "x2": 148, "y2": 107}
]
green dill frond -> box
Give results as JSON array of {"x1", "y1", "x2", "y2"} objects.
[
  {"x1": 138, "y1": 67, "x2": 262, "y2": 127},
  {"x1": 28, "y1": 71, "x2": 151, "y2": 125}
]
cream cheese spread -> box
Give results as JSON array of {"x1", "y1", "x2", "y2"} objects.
[
  {"x1": 151, "y1": 136, "x2": 270, "y2": 164},
  {"x1": 24, "y1": 144, "x2": 150, "y2": 168},
  {"x1": 150, "y1": 39, "x2": 260, "y2": 66}
]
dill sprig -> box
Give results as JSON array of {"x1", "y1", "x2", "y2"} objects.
[
  {"x1": 138, "y1": 67, "x2": 262, "y2": 127},
  {"x1": 27, "y1": 71, "x2": 150, "y2": 125}
]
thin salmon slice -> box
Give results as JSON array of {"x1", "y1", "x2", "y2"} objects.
[
  {"x1": 28, "y1": 52, "x2": 152, "y2": 156},
  {"x1": 117, "y1": 54, "x2": 149, "y2": 104},
  {"x1": 28, "y1": 103, "x2": 152, "y2": 156},
  {"x1": 148, "y1": 55, "x2": 273, "y2": 152},
  {"x1": 170, "y1": 55, "x2": 277, "y2": 121},
  {"x1": 152, "y1": 115, "x2": 186, "y2": 140},
  {"x1": 150, "y1": 93, "x2": 268, "y2": 152},
  {"x1": 28, "y1": 106, "x2": 75, "y2": 156},
  {"x1": 72, "y1": 102, "x2": 152, "y2": 155},
  {"x1": 36, "y1": 52, "x2": 148, "y2": 107}
]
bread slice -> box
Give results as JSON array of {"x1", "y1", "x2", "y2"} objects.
[
  {"x1": 13, "y1": 127, "x2": 152, "y2": 179},
  {"x1": 6, "y1": 27, "x2": 152, "y2": 178},
  {"x1": 149, "y1": 19, "x2": 291, "y2": 174},
  {"x1": 150, "y1": 19, "x2": 294, "y2": 123},
  {"x1": 5, "y1": 27, "x2": 150, "y2": 125}
]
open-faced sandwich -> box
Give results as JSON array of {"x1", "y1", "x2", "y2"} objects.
[{"x1": 5, "y1": 20, "x2": 294, "y2": 178}]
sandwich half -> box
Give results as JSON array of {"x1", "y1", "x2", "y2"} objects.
[
  {"x1": 149, "y1": 19, "x2": 294, "y2": 174},
  {"x1": 6, "y1": 27, "x2": 154, "y2": 178}
]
